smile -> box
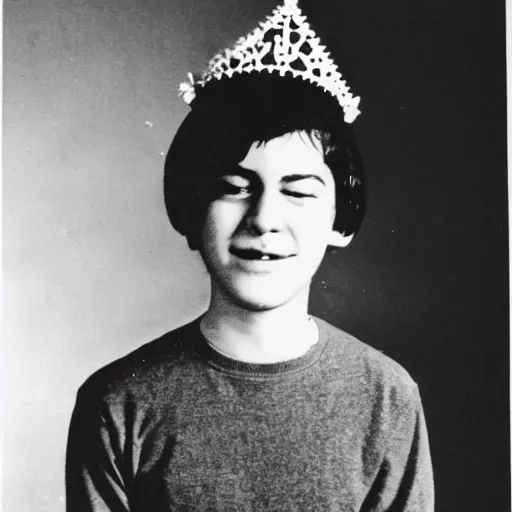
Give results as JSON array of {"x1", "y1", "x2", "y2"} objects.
[{"x1": 229, "y1": 247, "x2": 293, "y2": 261}]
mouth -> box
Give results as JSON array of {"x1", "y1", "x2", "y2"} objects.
[{"x1": 229, "y1": 247, "x2": 293, "y2": 261}]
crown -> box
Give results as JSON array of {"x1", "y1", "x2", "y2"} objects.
[{"x1": 178, "y1": 0, "x2": 361, "y2": 123}]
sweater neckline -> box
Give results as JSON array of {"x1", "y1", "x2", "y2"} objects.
[{"x1": 191, "y1": 316, "x2": 328, "y2": 379}]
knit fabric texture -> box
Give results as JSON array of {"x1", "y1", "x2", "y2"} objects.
[{"x1": 66, "y1": 316, "x2": 434, "y2": 511}]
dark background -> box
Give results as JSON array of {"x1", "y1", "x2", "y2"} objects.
[
  {"x1": 4, "y1": 0, "x2": 508, "y2": 510},
  {"x1": 308, "y1": 1, "x2": 509, "y2": 509}
]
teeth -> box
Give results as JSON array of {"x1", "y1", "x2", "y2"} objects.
[{"x1": 261, "y1": 255, "x2": 270, "y2": 260}]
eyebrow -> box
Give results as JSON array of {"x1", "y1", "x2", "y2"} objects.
[
  {"x1": 231, "y1": 166, "x2": 326, "y2": 186},
  {"x1": 281, "y1": 174, "x2": 326, "y2": 186}
]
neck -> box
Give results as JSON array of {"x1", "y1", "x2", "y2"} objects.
[{"x1": 200, "y1": 286, "x2": 317, "y2": 363}]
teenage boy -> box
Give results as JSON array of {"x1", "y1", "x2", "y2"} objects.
[{"x1": 66, "y1": 1, "x2": 434, "y2": 510}]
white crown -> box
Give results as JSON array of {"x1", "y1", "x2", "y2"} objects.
[{"x1": 179, "y1": 0, "x2": 361, "y2": 123}]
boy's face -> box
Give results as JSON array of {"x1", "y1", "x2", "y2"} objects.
[{"x1": 201, "y1": 131, "x2": 338, "y2": 311}]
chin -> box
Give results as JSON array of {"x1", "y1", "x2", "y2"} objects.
[
  {"x1": 235, "y1": 297, "x2": 289, "y2": 313},
  {"x1": 235, "y1": 299, "x2": 283, "y2": 313},
  {"x1": 223, "y1": 278, "x2": 310, "y2": 312},
  {"x1": 232, "y1": 295, "x2": 293, "y2": 313}
]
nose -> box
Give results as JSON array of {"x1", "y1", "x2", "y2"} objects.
[{"x1": 245, "y1": 188, "x2": 282, "y2": 235}]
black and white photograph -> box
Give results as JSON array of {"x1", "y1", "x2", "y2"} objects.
[{"x1": 4, "y1": 0, "x2": 509, "y2": 510}]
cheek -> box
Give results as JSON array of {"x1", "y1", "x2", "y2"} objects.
[
  {"x1": 306, "y1": 196, "x2": 336, "y2": 230},
  {"x1": 202, "y1": 202, "x2": 244, "y2": 249},
  {"x1": 296, "y1": 205, "x2": 336, "y2": 253}
]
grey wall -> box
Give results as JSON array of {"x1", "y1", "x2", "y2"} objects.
[{"x1": 4, "y1": 0, "x2": 508, "y2": 511}]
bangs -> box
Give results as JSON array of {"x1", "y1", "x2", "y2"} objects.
[{"x1": 190, "y1": 71, "x2": 344, "y2": 155}]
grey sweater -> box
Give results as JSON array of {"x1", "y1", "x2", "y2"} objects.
[{"x1": 66, "y1": 317, "x2": 434, "y2": 511}]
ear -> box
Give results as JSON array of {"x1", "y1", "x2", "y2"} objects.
[{"x1": 328, "y1": 230, "x2": 354, "y2": 248}]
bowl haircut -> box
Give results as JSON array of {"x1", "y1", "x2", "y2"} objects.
[{"x1": 164, "y1": 72, "x2": 366, "y2": 250}]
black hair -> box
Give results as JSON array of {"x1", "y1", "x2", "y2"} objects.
[{"x1": 164, "y1": 72, "x2": 366, "y2": 250}]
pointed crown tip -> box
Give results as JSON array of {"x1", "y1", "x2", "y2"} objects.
[{"x1": 179, "y1": 0, "x2": 360, "y2": 121}]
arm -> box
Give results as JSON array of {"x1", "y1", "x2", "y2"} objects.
[
  {"x1": 65, "y1": 389, "x2": 130, "y2": 512},
  {"x1": 364, "y1": 385, "x2": 435, "y2": 512}
]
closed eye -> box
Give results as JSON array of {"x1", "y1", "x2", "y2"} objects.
[
  {"x1": 281, "y1": 175, "x2": 324, "y2": 199},
  {"x1": 222, "y1": 183, "x2": 250, "y2": 195},
  {"x1": 282, "y1": 190, "x2": 317, "y2": 198},
  {"x1": 218, "y1": 176, "x2": 252, "y2": 199}
]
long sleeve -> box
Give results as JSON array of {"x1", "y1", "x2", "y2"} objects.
[
  {"x1": 363, "y1": 385, "x2": 435, "y2": 512},
  {"x1": 65, "y1": 389, "x2": 130, "y2": 512}
]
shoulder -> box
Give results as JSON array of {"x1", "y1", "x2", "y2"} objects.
[
  {"x1": 314, "y1": 316, "x2": 419, "y2": 404},
  {"x1": 75, "y1": 318, "x2": 202, "y2": 407}
]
